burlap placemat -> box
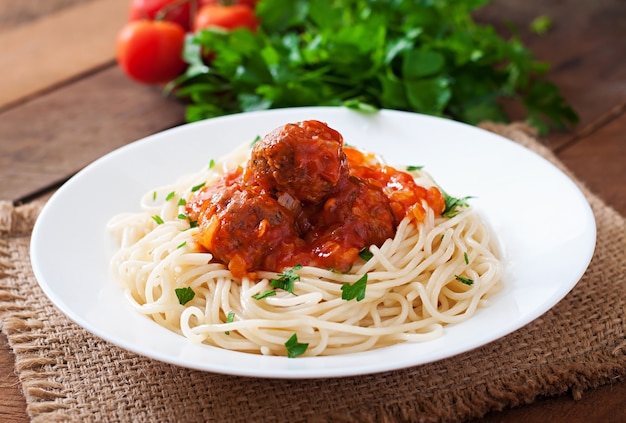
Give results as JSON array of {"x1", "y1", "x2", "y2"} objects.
[{"x1": 1, "y1": 123, "x2": 625, "y2": 422}]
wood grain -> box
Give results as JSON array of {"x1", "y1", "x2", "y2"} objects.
[
  {"x1": 0, "y1": 334, "x2": 28, "y2": 423},
  {"x1": 475, "y1": 0, "x2": 626, "y2": 149},
  {"x1": 0, "y1": 0, "x2": 128, "y2": 109},
  {"x1": 0, "y1": 66, "x2": 185, "y2": 203},
  {"x1": 557, "y1": 110, "x2": 626, "y2": 215}
]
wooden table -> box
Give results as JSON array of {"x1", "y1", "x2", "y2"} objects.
[{"x1": 1, "y1": 0, "x2": 625, "y2": 421}]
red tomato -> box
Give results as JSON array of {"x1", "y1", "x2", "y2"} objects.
[
  {"x1": 194, "y1": 4, "x2": 259, "y2": 32},
  {"x1": 116, "y1": 20, "x2": 187, "y2": 85},
  {"x1": 129, "y1": 0, "x2": 192, "y2": 30}
]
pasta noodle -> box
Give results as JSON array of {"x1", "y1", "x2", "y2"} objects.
[{"x1": 108, "y1": 137, "x2": 503, "y2": 357}]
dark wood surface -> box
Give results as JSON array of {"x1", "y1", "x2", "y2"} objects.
[{"x1": 1, "y1": 0, "x2": 625, "y2": 421}]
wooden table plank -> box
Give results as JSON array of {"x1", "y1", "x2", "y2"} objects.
[
  {"x1": 0, "y1": 0, "x2": 128, "y2": 109},
  {"x1": 556, "y1": 109, "x2": 626, "y2": 215},
  {"x1": 0, "y1": 334, "x2": 28, "y2": 423},
  {"x1": 475, "y1": 0, "x2": 626, "y2": 149},
  {"x1": 0, "y1": 66, "x2": 185, "y2": 203},
  {"x1": 0, "y1": 0, "x2": 95, "y2": 31}
]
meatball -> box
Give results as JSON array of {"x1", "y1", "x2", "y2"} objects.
[
  {"x1": 304, "y1": 175, "x2": 396, "y2": 272},
  {"x1": 246, "y1": 120, "x2": 348, "y2": 203},
  {"x1": 193, "y1": 183, "x2": 300, "y2": 278}
]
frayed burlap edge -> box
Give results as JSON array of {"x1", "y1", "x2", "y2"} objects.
[{"x1": 0, "y1": 123, "x2": 625, "y2": 423}]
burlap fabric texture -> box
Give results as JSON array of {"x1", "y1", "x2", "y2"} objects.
[{"x1": 1, "y1": 123, "x2": 625, "y2": 422}]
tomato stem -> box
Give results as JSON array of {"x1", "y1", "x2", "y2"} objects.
[{"x1": 155, "y1": 0, "x2": 197, "y2": 22}]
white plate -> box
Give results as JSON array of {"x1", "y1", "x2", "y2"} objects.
[{"x1": 31, "y1": 107, "x2": 596, "y2": 378}]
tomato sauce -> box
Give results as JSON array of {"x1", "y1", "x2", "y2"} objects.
[{"x1": 186, "y1": 120, "x2": 445, "y2": 278}]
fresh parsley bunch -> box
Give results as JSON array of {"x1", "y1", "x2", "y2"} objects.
[{"x1": 173, "y1": 0, "x2": 577, "y2": 134}]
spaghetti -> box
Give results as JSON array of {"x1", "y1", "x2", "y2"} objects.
[{"x1": 108, "y1": 121, "x2": 502, "y2": 357}]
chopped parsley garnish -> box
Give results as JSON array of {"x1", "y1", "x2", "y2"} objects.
[
  {"x1": 177, "y1": 241, "x2": 187, "y2": 249},
  {"x1": 285, "y1": 333, "x2": 308, "y2": 358},
  {"x1": 406, "y1": 165, "x2": 423, "y2": 171},
  {"x1": 358, "y1": 247, "x2": 373, "y2": 262},
  {"x1": 152, "y1": 191, "x2": 157, "y2": 201},
  {"x1": 175, "y1": 287, "x2": 195, "y2": 305},
  {"x1": 225, "y1": 311, "x2": 235, "y2": 335},
  {"x1": 530, "y1": 15, "x2": 552, "y2": 35},
  {"x1": 464, "y1": 252, "x2": 469, "y2": 265},
  {"x1": 250, "y1": 135, "x2": 261, "y2": 146},
  {"x1": 341, "y1": 274, "x2": 368, "y2": 301},
  {"x1": 441, "y1": 189, "x2": 473, "y2": 218},
  {"x1": 252, "y1": 290, "x2": 277, "y2": 300},
  {"x1": 455, "y1": 275, "x2": 474, "y2": 286},
  {"x1": 177, "y1": 213, "x2": 198, "y2": 229},
  {"x1": 191, "y1": 182, "x2": 206, "y2": 192},
  {"x1": 208, "y1": 159, "x2": 215, "y2": 169},
  {"x1": 270, "y1": 264, "x2": 302, "y2": 294},
  {"x1": 151, "y1": 215, "x2": 164, "y2": 225},
  {"x1": 165, "y1": 191, "x2": 176, "y2": 201},
  {"x1": 177, "y1": 198, "x2": 187, "y2": 206}
]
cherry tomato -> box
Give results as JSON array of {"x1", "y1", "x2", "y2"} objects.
[
  {"x1": 129, "y1": 0, "x2": 192, "y2": 31},
  {"x1": 194, "y1": 4, "x2": 259, "y2": 32},
  {"x1": 116, "y1": 20, "x2": 187, "y2": 85}
]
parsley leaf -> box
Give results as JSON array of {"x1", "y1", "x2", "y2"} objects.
[
  {"x1": 152, "y1": 215, "x2": 164, "y2": 225},
  {"x1": 191, "y1": 182, "x2": 206, "y2": 192},
  {"x1": 285, "y1": 333, "x2": 308, "y2": 358},
  {"x1": 406, "y1": 165, "x2": 423, "y2": 171},
  {"x1": 173, "y1": 0, "x2": 577, "y2": 134},
  {"x1": 455, "y1": 275, "x2": 474, "y2": 286},
  {"x1": 225, "y1": 311, "x2": 235, "y2": 335},
  {"x1": 341, "y1": 274, "x2": 368, "y2": 301},
  {"x1": 252, "y1": 290, "x2": 277, "y2": 300},
  {"x1": 440, "y1": 189, "x2": 473, "y2": 218},
  {"x1": 270, "y1": 265, "x2": 302, "y2": 294},
  {"x1": 175, "y1": 287, "x2": 195, "y2": 305},
  {"x1": 358, "y1": 247, "x2": 373, "y2": 262}
]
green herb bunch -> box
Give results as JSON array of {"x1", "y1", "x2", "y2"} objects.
[{"x1": 173, "y1": 0, "x2": 577, "y2": 134}]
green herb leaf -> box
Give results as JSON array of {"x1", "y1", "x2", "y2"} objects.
[
  {"x1": 165, "y1": 191, "x2": 176, "y2": 201},
  {"x1": 441, "y1": 189, "x2": 473, "y2": 218},
  {"x1": 225, "y1": 311, "x2": 235, "y2": 335},
  {"x1": 152, "y1": 215, "x2": 164, "y2": 225},
  {"x1": 285, "y1": 333, "x2": 308, "y2": 358},
  {"x1": 178, "y1": 198, "x2": 187, "y2": 206},
  {"x1": 208, "y1": 159, "x2": 215, "y2": 169},
  {"x1": 358, "y1": 248, "x2": 373, "y2": 262},
  {"x1": 270, "y1": 264, "x2": 302, "y2": 294},
  {"x1": 464, "y1": 252, "x2": 469, "y2": 264},
  {"x1": 177, "y1": 241, "x2": 187, "y2": 249},
  {"x1": 191, "y1": 182, "x2": 206, "y2": 192},
  {"x1": 341, "y1": 274, "x2": 368, "y2": 301},
  {"x1": 455, "y1": 275, "x2": 474, "y2": 286},
  {"x1": 252, "y1": 290, "x2": 277, "y2": 300},
  {"x1": 530, "y1": 15, "x2": 552, "y2": 35},
  {"x1": 406, "y1": 165, "x2": 423, "y2": 171},
  {"x1": 175, "y1": 287, "x2": 195, "y2": 305},
  {"x1": 172, "y1": 0, "x2": 577, "y2": 133}
]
